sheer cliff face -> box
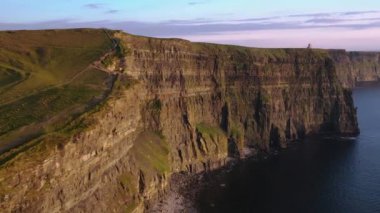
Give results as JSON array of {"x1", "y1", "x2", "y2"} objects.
[
  {"x1": 0, "y1": 31, "x2": 359, "y2": 212},
  {"x1": 331, "y1": 50, "x2": 380, "y2": 88},
  {"x1": 121, "y1": 33, "x2": 359, "y2": 152}
]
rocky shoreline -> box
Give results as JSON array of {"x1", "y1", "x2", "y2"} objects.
[
  {"x1": 148, "y1": 173, "x2": 199, "y2": 213},
  {"x1": 147, "y1": 137, "x2": 338, "y2": 213},
  {"x1": 147, "y1": 149, "x2": 274, "y2": 213}
]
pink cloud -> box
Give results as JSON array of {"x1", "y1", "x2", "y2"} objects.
[{"x1": 178, "y1": 27, "x2": 380, "y2": 51}]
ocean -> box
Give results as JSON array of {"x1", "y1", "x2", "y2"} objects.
[{"x1": 196, "y1": 85, "x2": 380, "y2": 213}]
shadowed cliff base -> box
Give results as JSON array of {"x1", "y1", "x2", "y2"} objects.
[{"x1": 0, "y1": 29, "x2": 376, "y2": 212}]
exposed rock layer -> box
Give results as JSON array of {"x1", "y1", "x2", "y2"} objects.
[
  {"x1": 331, "y1": 50, "x2": 380, "y2": 88},
  {"x1": 0, "y1": 31, "x2": 376, "y2": 212}
]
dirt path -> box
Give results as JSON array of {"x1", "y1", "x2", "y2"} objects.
[
  {"x1": 0, "y1": 65, "x2": 91, "y2": 107},
  {"x1": 0, "y1": 30, "x2": 118, "y2": 107}
]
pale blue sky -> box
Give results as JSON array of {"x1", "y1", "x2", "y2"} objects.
[
  {"x1": 1, "y1": 0, "x2": 380, "y2": 50},
  {"x1": 1, "y1": 0, "x2": 379, "y2": 22}
]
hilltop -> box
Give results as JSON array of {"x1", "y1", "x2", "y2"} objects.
[{"x1": 0, "y1": 29, "x2": 116, "y2": 153}]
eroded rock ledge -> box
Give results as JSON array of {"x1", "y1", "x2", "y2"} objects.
[{"x1": 1, "y1": 30, "x2": 374, "y2": 212}]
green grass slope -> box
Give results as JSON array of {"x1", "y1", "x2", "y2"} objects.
[{"x1": 0, "y1": 29, "x2": 114, "y2": 153}]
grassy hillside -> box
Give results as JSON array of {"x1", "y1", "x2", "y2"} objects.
[{"x1": 0, "y1": 29, "x2": 114, "y2": 153}]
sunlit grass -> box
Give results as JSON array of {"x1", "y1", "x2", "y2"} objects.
[{"x1": 0, "y1": 29, "x2": 114, "y2": 152}]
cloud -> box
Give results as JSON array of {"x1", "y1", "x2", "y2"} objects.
[
  {"x1": 234, "y1": 17, "x2": 280, "y2": 22},
  {"x1": 0, "y1": 19, "x2": 78, "y2": 30},
  {"x1": 181, "y1": 27, "x2": 380, "y2": 51},
  {"x1": 288, "y1": 12, "x2": 332, "y2": 18},
  {"x1": 341, "y1": 10, "x2": 379, "y2": 16},
  {"x1": 288, "y1": 11, "x2": 380, "y2": 18},
  {"x1": 83, "y1": 3, "x2": 104, "y2": 9},
  {"x1": 188, "y1": 0, "x2": 210, "y2": 6},
  {"x1": 188, "y1": 2, "x2": 201, "y2": 6},
  {"x1": 305, "y1": 18, "x2": 345, "y2": 24},
  {"x1": 1, "y1": 10, "x2": 380, "y2": 50},
  {"x1": 165, "y1": 18, "x2": 217, "y2": 25},
  {"x1": 106, "y1": 10, "x2": 119, "y2": 14},
  {"x1": 2, "y1": 13, "x2": 380, "y2": 37}
]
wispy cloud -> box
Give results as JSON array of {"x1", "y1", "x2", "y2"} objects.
[
  {"x1": 188, "y1": 2, "x2": 201, "y2": 6},
  {"x1": 234, "y1": 16, "x2": 280, "y2": 22},
  {"x1": 181, "y1": 27, "x2": 380, "y2": 51},
  {"x1": 2, "y1": 10, "x2": 380, "y2": 35},
  {"x1": 341, "y1": 10, "x2": 379, "y2": 16},
  {"x1": 83, "y1": 3, "x2": 104, "y2": 9},
  {"x1": 84, "y1": 3, "x2": 119, "y2": 15},
  {"x1": 1, "y1": 10, "x2": 380, "y2": 50},
  {"x1": 289, "y1": 11, "x2": 380, "y2": 18},
  {"x1": 188, "y1": 0, "x2": 210, "y2": 6},
  {"x1": 288, "y1": 13, "x2": 332, "y2": 18},
  {"x1": 305, "y1": 18, "x2": 345, "y2": 24},
  {"x1": 106, "y1": 10, "x2": 119, "y2": 14}
]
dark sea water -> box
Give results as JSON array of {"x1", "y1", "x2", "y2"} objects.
[{"x1": 197, "y1": 86, "x2": 380, "y2": 213}]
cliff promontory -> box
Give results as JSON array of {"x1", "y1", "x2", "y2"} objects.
[
  {"x1": 330, "y1": 50, "x2": 380, "y2": 88},
  {"x1": 0, "y1": 29, "x2": 371, "y2": 212}
]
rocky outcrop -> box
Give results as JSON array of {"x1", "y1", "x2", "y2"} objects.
[
  {"x1": 0, "y1": 31, "x2": 361, "y2": 212},
  {"x1": 330, "y1": 50, "x2": 380, "y2": 88}
]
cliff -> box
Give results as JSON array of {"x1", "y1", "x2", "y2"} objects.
[
  {"x1": 330, "y1": 50, "x2": 380, "y2": 88},
  {"x1": 0, "y1": 30, "x2": 365, "y2": 212}
]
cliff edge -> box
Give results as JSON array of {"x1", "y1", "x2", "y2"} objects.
[{"x1": 0, "y1": 29, "x2": 365, "y2": 212}]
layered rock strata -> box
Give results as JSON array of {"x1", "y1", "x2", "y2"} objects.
[
  {"x1": 331, "y1": 50, "x2": 380, "y2": 88},
  {"x1": 0, "y1": 31, "x2": 366, "y2": 212}
]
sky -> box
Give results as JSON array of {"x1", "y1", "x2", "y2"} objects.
[{"x1": 1, "y1": 0, "x2": 380, "y2": 50}]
